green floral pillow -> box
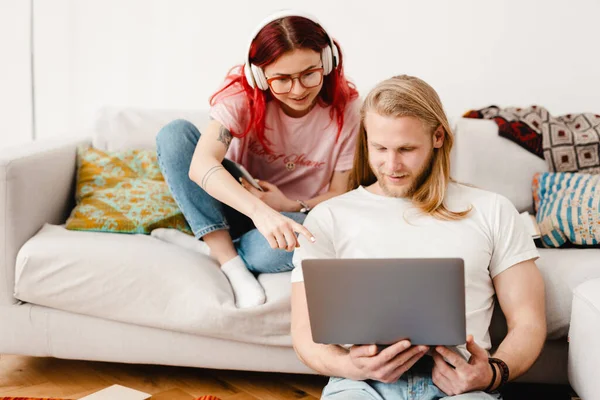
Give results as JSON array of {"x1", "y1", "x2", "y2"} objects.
[{"x1": 66, "y1": 147, "x2": 192, "y2": 235}]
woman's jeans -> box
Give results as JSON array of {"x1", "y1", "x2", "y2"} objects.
[{"x1": 156, "y1": 119, "x2": 306, "y2": 274}]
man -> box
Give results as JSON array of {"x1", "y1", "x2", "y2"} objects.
[{"x1": 290, "y1": 75, "x2": 546, "y2": 399}]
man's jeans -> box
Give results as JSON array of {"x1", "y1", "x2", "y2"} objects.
[
  {"x1": 156, "y1": 119, "x2": 306, "y2": 274},
  {"x1": 322, "y1": 357, "x2": 502, "y2": 400}
]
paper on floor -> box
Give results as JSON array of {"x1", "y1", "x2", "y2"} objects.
[{"x1": 79, "y1": 384, "x2": 151, "y2": 400}]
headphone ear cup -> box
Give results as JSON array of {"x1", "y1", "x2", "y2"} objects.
[
  {"x1": 321, "y1": 46, "x2": 332, "y2": 75},
  {"x1": 244, "y1": 63, "x2": 256, "y2": 88},
  {"x1": 330, "y1": 42, "x2": 340, "y2": 70},
  {"x1": 251, "y1": 64, "x2": 269, "y2": 90}
]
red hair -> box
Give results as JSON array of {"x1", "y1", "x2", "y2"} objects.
[{"x1": 209, "y1": 16, "x2": 359, "y2": 153}]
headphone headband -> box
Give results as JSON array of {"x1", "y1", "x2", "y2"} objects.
[{"x1": 244, "y1": 9, "x2": 339, "y2": 90}]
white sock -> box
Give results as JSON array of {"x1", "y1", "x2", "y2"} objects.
[
  {"x1": 151, "y1": 228, "x2": 210, "y2": 256},
  {"x1": 221, "y1": 256, "x2": 266, "y2": 309}
]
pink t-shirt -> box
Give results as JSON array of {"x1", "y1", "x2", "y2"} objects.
[{"x1": 209, "y1": 84, "x2": 361, "y2": 201}]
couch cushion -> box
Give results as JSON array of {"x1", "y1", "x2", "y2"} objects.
[
  {"x1": 488, "y1": 247, "x2": 600, "y2": 343},
  {"x1": 17, "y1": 227, "x2": 597, "y2": 346},
  {"x1": 14, "y1": 224, "x2": 292, "y2": 346},
  {"x1": 529, "y1": 247, "x2": 600, "y2": 339},
  {"x1": 93, "y1": 107, "x2": 210, "y2": 152},
  {"x1": 65, "y1": 147, "x2": 191, "y2": 235},
  {"x1": 451, "y1": 118, "x2": 548, "y2": 213}
]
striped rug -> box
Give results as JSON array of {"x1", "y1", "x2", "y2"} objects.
[
  {"x1": 0, "y1": 398, "x2": 70, "y2": 400},
  {"x1": 0, "y1": 397, "x2": 221, "y2": 400}
]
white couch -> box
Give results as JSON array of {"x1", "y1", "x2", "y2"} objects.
[{"x1": 0, "y1": 109, "x2": 598, "y2": 386}]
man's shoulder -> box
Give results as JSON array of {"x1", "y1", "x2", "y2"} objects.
[
  {"x1": 446, "y1": 182, "x2": 503, "y2": 214},
  {"x1": 310, "y1": 188, "x2": 366, "y2": 214},
  {"x1": 449, "y1": 182, "x2": 523, "y2": 225},
  {"x1": 448, "y1": 181, "x2": 501, "y2": 200}
]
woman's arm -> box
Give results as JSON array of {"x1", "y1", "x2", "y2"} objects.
[
  {"x1": 304, "y1": 170, "x2": 351, "y2": 208},
  {"x1": 280, "y1": 170, "x2": 351, "y2": 212},
  {"x1": 188, "y1": 119, "x2": 264, "y2": 217},
  {"x1": 188, "y1": 119, "x2": 313, "y2": 249}
]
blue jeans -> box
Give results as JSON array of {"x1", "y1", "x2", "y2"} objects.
[
  {"x1": 322, "y1": 357, "x2": 502, "y2": 400},
  {"x1": 155, "y1": 119, "x2": 306, "y2": 274}
]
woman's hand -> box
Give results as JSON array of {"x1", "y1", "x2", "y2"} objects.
[
  {"x1": 248, "y1": 203, "x2": 315, "y2": 251},
  {"x1": 241, "y1": 178, "x2": 315, "y2": 251},
  {"x1": 241, "y1": 178, "x2": 297, "y2": 212}
]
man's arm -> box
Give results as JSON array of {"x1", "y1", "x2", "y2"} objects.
[
  {"x1": 490, "y1": 259, "x2": 546, "y2": 387},
  {"x1": 431, "y1": 258, "x2": 546, "y2": 395},
  {"x1": 291, "y1": 282, "x2": 356, "y2": 378},
  {"x1": 291, "y1": 282, "x2": 428, "y2": 381}
]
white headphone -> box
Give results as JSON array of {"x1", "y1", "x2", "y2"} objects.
[{"x1": 243, "y1": 10, "x2": 340, "y2": 91}]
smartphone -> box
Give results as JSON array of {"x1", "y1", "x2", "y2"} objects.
[{"x1": 222, "y1": 159, "x2": 264, "y2": 192}]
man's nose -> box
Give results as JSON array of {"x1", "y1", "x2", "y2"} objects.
[{"x1": 386, "y1": 152, "x2": 402, "y2": 170}]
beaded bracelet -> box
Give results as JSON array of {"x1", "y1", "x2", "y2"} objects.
[
  {"x1": 488, "y1": 357, "x2": 510, "y2": 391},
  {"x1": 483, "y1": 361, "x2": 497, "y2": 393}
]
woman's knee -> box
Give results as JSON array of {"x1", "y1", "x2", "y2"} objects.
[
  {"x1": 244, "y1": 251, "x2": 295, "y2": 274},
  {"x1": 156, "y1": 119, "x2": 200, "y2": 158},
  {"x1": 237, "y1": 231, "x2": 295, "y2": 274}
]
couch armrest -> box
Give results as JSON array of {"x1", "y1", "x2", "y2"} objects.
[{"x1": 0, "y1": 137, "x2": 91, "y2": 305}]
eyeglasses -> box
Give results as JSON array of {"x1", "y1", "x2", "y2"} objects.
[{"x1": 266, "y1": 67, "x2": 324, "y2": 95}]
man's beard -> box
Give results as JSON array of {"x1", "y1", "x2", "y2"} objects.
[{"x1": 375, "y1": 150, "x2": 435, "y2": 198}]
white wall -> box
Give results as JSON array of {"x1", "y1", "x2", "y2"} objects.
[
  {"x1": 34, "y1": 0, "x2": 600, "y2": 140},
  {"x1": 0, "y1": 0, "x2": 32, "y2": 148}
]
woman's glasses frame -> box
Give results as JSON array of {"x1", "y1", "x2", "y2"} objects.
[{"x1": 265, "y1": 67, "x2": 325, "y2": 95}]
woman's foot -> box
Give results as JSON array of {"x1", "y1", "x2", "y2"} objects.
[
  {"x1": 167, "y1": 229, "x2": 263, "y2": 308},
  {"x1": 221, "y1": 256, "x2": 266, "y2": 308}
]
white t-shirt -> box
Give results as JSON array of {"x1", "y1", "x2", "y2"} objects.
[{"x1": 291, "y1": 183, "x2": 539, "y2": 358}]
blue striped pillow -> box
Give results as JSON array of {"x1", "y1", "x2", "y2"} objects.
[{"x1": 533, "y1": 172, "x2": 600, "y2": 248}]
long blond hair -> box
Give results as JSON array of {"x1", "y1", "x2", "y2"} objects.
[{"x1": 348, "y1": 75, "x2": 470, "y2": 221}]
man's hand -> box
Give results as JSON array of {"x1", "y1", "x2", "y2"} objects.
[
  {"x1": 349, "y1": 340, "x2": 429, "y2": 383},
  {"x1": 432, "y1": 335, "x2": 494, "y2": 396},
  {"x1": 241, "y1": 178, "x2": 297, "y2": 212}
]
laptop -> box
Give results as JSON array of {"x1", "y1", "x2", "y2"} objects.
[{"x1": 302, "y1": 258, "x2": 466, "y2": 346}]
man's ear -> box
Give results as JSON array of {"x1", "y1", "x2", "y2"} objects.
[{"x1": 433, "y1": 125, "x2": 445, "y2": 149}]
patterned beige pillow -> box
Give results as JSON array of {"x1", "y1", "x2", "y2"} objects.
[{"x1": 66, "y1": 147, "x2": 192, "y2": 235}]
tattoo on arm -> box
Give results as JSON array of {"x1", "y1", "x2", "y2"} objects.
[
  {"x1": 201, "y1": 165, "x2": 225, "y2": 190},
  {"x1": 217, "y1": 126, "x2": 233, "y2": 149}
]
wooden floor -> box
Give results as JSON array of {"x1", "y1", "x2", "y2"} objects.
[
  {"x1": 0, "y1": 354, "x2": 328, "y2": 399},
  {"x1": 0, "y1": 354, "x2": 578, "y2": 400}
]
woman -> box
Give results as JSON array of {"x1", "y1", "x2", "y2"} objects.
[{"x1": 156, "y1": 10, "x2": 360, "y2": 308}]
